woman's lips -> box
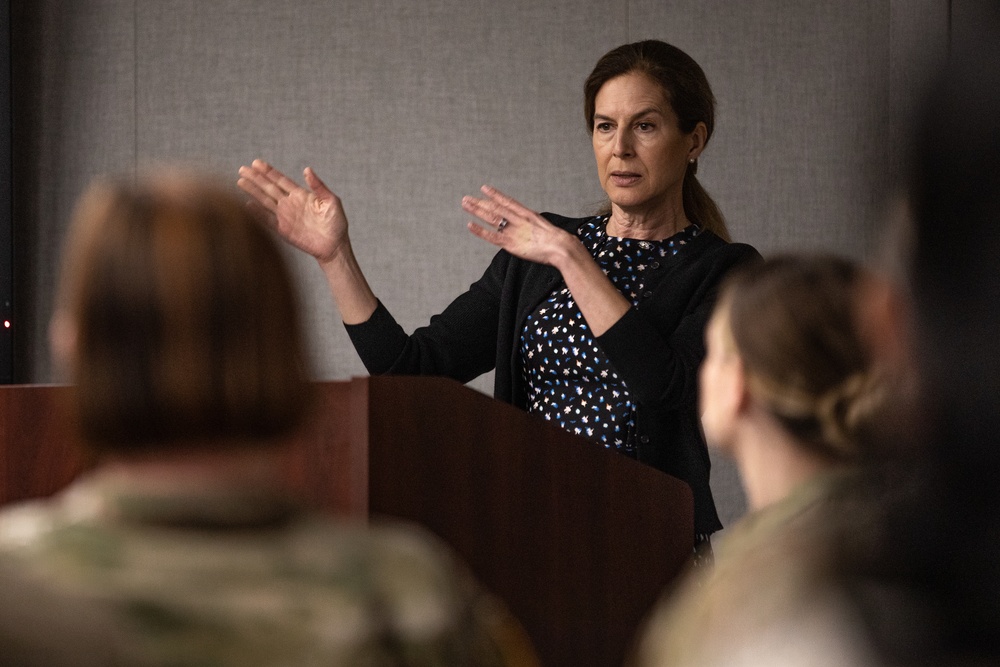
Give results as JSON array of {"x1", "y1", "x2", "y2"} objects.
[{"x1": 610, "y1": 171, "x2": 641, "y2": 186}]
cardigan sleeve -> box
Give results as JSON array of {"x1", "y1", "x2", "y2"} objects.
[{"x1": 343, "y1": 249, "x2": 510, "y2": 383}]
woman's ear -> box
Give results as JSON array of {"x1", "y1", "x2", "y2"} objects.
[
  {"x1": 724, "y1": 354, "x2": 755, "y2": 426},
  {"x1": 688, "y1": 121, "x2": 708, "y2": 162}
]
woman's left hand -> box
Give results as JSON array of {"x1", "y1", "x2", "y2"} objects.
[
  {"x1": 463, "y1": 186, "x2": 574, "y2": 266},
  {"x1": 466, "y1": 185, "x2": 631, "y2": 336}
]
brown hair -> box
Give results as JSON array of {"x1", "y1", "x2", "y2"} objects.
[
  {"x1": 584, "y1": 40, "x2": 730, "y2": 241},
  {"x1": 55, "y1": 173, "x2": 312, "y2": 451},
  {"x1": 717, "y1": 254, "x2": 886, "y2": 461}
]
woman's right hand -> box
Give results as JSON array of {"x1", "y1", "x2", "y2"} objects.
[
  {"x1": 239, "y1": 159, "x2": 378, "y2": 324},
  {"x1": 237, "y1": 159, "x2": 347, "y2": 263}
]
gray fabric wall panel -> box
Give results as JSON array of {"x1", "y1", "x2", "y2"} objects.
[
  {"x1": 12, "y1": 1, "x2": 948, "y2": 529},
  {"x1": 130, "y1": 0, "x2": 628, "y2": 387},
  {"x1": 633, "y1": 1, "x2": 894, "y2": 258}
]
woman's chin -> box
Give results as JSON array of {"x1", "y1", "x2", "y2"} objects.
[{"x1": 608, "y1": 196, "x2": 652, "y2": 214}]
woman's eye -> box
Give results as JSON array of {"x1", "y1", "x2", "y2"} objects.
[
  {"x1": 595, "y1": 122, "x2": 613, "y2": 132},
  {"x1": 637, "y1": 122, "x2": 655, "y2": 131}
]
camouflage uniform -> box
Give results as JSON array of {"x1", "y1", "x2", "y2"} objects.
[
  {"x1": 0, "y1": 470, "x2": 537, "y2": 666},
  {"x1": 631, "y1": 471, "x2": 876, "y2": 667}
]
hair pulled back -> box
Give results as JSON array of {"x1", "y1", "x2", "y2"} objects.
[
  {"x1": 719, "y1": 255, "x2": 886, "y2": 461},
  {"x1": 584, "y1": 40, "x2": 730, "y2": 241}
]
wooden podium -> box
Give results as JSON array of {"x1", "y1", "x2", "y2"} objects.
[{"x1": 1, "y1": 377, "x2": 694, "y2": 666}]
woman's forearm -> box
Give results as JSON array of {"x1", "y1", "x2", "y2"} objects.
[
  {"x1": 551, "y1": 238, "x2": 631, "y2": 338},
  {"x1": 318, "y1": 239, "x2": 379, "y2": 325}
]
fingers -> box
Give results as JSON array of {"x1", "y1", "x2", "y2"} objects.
[
  {"x1": 303, "y1": 167, "x2": 334, "y2": 199},
  {"x1": 461, "y1": 185, "x2": 536, "y2": 235},
  {"x1": 481, "y1": 185, "x2": 535, "y2": 219},
  {"x1": 237, "y1": 163, "x2": 285, "y2": 208},
  {"x1": 461, "y1": 191, "x2": 510, "y2": 225},
  {"x1": 236, "y1": 172, "x2": 278, "y2": 211},
  {"x1": 462, "y1": 197, "x2": 506, "y2": 236},
  {"x1": 466, "y1": 220, "x2": 505, "y2": 247},
  {"x1": 236, "y1": 159, "x2": 305, "y2": 208},
  {"x1": 253, "y1": 159, "x2": 301, "y2": 195}
]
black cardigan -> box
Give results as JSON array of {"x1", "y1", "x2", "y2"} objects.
[{"x1": 346, "y1": 213, "x2": 762, "y2": 535}]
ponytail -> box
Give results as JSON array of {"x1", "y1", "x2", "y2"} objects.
[{"x1": 683, "y1": 163, "x2": 730, "y2": 241}]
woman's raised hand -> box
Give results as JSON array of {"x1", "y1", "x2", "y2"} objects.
[
  {"x1": 237, "y1": 159, "x2": 347, "y2": 263},
  {"x1": 463, "y1": 185, "x2": 576, "y2": 267},
  {"x1": 238, "y1": 159, "x2": 378, "y2": 323},
  {"x1": 465, "y1": 185, "x2": 629, "y2": 336}
]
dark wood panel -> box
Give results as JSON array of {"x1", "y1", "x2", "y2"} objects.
[
  {"x1": 364, "y1": 376, "x2": 693, "y2": 667},
  {"x1": 281, "y1": 381, "x2": 369, "y2": 518},
  {"x1": 0, "y1": 384, "x2": 89, "y2": 505}
]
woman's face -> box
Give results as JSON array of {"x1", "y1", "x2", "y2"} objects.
[
  {"x1": 699, "y1": 307, "x2": 743, "y2": 453},
  {"x1": 591, "y1": 72, "x2": 704, "y2": 217}
]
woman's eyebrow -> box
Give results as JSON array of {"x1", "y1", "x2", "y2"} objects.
[{"x1": 593, "y1": 107, "x2": 664, "y2": 123}]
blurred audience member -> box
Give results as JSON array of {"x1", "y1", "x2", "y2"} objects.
[
  {"x1": 0, "y1": 565, "x2": 148, "y2": 666},
  {"x1": 636, "y1": 9, "x2": 1000, "y2": 665},
  {"x1": 631, "y1": 254, "x2": 890, "y2": 666},
  {"x1": 829, "y1": 11, "x2": 1000, "y2": 665},
  {"x1": 0, "y1": 173, "x2": 537, "y2": 666}
]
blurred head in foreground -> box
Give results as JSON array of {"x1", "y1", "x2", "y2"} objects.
[
  {"x1": 699, "y1": 254, "x2": 886, "y2": 509},
  {"x1": 9, "y1": 171, "x2": 535, "y2": 666},
  {"x1": 637, "y1": 14, "x2": 1000, "y2": 667},
  {"x1": 51, "y1": 173, "x2": 311, "y2": 453},
  {"x1": 838, "y1": 11, "x2": 1000, "y2": 664},
  {"x1": 632, "y1": 254, "x2": 891, "y2": 667}
]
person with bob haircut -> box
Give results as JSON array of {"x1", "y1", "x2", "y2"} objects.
[
  {"x1": 239, "y1": 40, "x2": 761, "y2": 551},
  {"x1": 0, "y1": 173, "x2": 537, "y2": 666},
  {"x1": 53, "y1": 174, "x2": 311, "y2": 450},
  {"x1": 632, "y1": 254, "x2": 891, "y2": 666}
]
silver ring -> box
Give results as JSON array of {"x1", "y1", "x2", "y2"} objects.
[{"x1": 497, "y1": 218, "x2": 509, "y2": 232}]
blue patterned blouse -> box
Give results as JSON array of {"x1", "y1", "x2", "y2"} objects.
[{"x1": 520, "y1": 215, "x2": 702, "y2": 456}]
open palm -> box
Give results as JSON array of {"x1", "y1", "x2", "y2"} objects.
[{"x1": 237, "y1": 159, "x2": 347, "y2": 262}]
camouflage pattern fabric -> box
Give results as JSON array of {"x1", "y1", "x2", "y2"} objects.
[
  {"x1": 631, "y1": 471, "x2": 878, "y2": 667},
  {"x1": 0, "y1": 470, "x2": 537, "y2": 666}
]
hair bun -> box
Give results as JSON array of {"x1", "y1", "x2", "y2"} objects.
[{"x1": 817, "y1": 370, "x2": 887, "y2": 459}]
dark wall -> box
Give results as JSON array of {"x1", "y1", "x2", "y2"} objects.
[{"x1": 1, "y1": 0, "x2": 11, "y2": 383}]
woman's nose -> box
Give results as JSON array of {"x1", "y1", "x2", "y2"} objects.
[{"x1": 613, "y1": 130, "x2": 634, "y2": 157}]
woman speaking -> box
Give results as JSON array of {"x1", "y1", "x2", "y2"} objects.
[{"x1": 238, "y1": 40, "x2": 761, "y2": 545}]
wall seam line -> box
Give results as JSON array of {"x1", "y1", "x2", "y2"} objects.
[{"x1": 133, "y1": 0, "x2": 138, "y2": 180}]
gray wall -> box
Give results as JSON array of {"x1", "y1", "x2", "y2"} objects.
[{"x1": 12, "y1": 0, "x2": 948, "y2": 528}]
